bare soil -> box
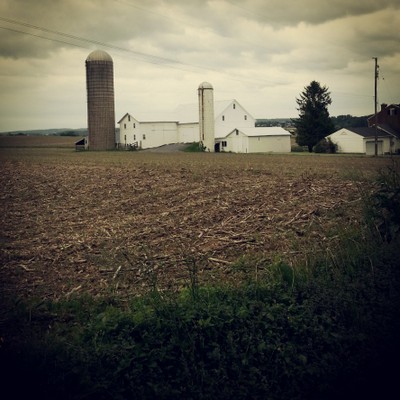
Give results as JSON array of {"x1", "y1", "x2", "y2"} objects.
[{"x1": 0, "y1": 147, "x2": 390, "y2": 300}]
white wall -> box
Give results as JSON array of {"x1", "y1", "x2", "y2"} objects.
[
  {"x1": 248, "y1": 135, "x2": 291, "y2": 153},
  {"x1": 139, "y1": 122, "x2": 178, "y2": 149},
  {"x1": 219, "y1": 126, "x2": 291, "y2": 153},
  {"x1": 118, "y1": 114, "x2": 141, "y2": 148},
  {"x1": 221, "y1": 129, "x2": 249, "y2": 153},
  {"x1": 178, "y1": 123, "x2": 199, "y2": 143},
  {"x1": 392, "y1": 138, "x2": 400, "y2": 153},
  {"x1": 215, "y1": 100, "x2": 255, "y2": 138},
  {"x1": 118, "y1": 113, "x2": 199, "y2": 148},
  {"x1": 327, "y1": 129, "x2": 364, "y2": 153},
  {"x1": 364, "y1": 137, "x2": 399, "y2": 155},
  {"x1": 328, "y1": 128, "x2": 399, "y2": 154}
]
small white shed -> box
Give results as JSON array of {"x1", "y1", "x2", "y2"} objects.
[
  {"x1": 327, "y1": 126, "x2": 400, "y2": 155},
  {"x1": 215, "y1": 127, "x2": 291, "y2": 153}
]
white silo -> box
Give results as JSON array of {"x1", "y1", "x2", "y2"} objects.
[
  {"x1": 198, "y1": 82, "x2": 215, "y2": 152},
  {"x1": 85, "y1": 50, "x2": 116, "y2": 150}
]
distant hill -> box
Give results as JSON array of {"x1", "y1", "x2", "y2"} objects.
[
  {"x1": 258, "y1": 115, "x2": 370, "y2": 131},
  {"x1": 0, "y1": 135, "x2": 80, "y2": 148},
  {"x1": 0, "y1": 128, "x2": 124, "y2": 137},
  {"x1": 0, "y1": 128, "x2": 88, "y2": 136},
  {"x1": 331, "y1": 115, "x2": 370, "y2": 129}
]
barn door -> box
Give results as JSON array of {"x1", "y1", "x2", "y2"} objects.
[{"x1": 366, "y1": 141, "x2": 383, "y2": 155}]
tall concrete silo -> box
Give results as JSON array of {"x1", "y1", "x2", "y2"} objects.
[
  {"x1": 198, "y1": 82, "x2": 215, "y2": 152},
  {"x1": 86, "y1": 50, "x2": 116, "y2": 150}
]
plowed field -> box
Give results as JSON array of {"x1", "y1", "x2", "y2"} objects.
[{"x1": 0, "y1": 147, "x2": 392, "y2": 300}]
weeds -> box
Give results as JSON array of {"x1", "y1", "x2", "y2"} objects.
[
  {"x1": 370, "y1": 159, "x2": 400, "y2": 242},
  {"x1": 1, "y1": 164, "x2": 400, "y2": 399},
  {"x1": 183, "y1": 142, "x2": 204, "y2": 152}
]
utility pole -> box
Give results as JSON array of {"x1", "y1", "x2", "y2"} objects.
[{"x1": 373, "y1": 57, "x2": 379, "y2": 156}]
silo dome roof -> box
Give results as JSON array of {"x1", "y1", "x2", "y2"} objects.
[
  {"x1": 86, "y1": 50, "x2": 113, "y2": 62},
  {"x1": 199, "y1": 81, "x2": 213, "y2": 89}
]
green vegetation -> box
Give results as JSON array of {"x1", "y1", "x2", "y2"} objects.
[
  {"x1": 313, "y1": 137, "x2": 338, "y2": 153},
  {"x1": 255, "y1": 118, "x2": 292, "y2": 127},
  {"x1": 331, "y1": 114, "x2": 369, "y2": 129},
  {"x1": 183, "y1": 142, "x2": 205, "y2": 152},
  {"x1": 58, "y1": 130, "x2": 84, "y2": 136},
  {"x1": 291, "y1": 145, "x2": 307, "y2": 152},
  {"x1": 1, "y1": 163, "x2": 399, "y2": 399},
  {"x1": 293, "y1": 81, "x2": 336, "y2": 152}
]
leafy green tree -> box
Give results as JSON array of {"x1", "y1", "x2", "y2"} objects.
[
  {"x1": 293, "y1": 81, "x2": 336, "y2": 152},
  {"x1": 314, "y1": 137, "x2": 338, "y2": 154},
  {"x1": 331, "y1": 114, "x2": 368, "y2": 129}
]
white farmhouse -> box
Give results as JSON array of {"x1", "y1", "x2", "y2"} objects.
[
  {"x1": 117, "y1": 87, "x2": 291, "y2": 153},
  {"x1": 213, "y1": 99, "x2": 290, "y2": 153},
  {"x1": 327, "y1": 126, "x2": 400, "y2": 155}
]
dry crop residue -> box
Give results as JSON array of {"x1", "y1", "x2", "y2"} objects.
[{"x1": 0, "y1": 152, "x2": 379, "y2": 300}]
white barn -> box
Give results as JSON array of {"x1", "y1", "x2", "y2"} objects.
[
  {"x1": 117, "y1": 97, "x2": 291, "y2": 153},
  {"x1": 327, "y1": 126, "x2": 400, "y2": 155},
  {"x1": 117, "y1": 112, "x2": 198, "y2": 150},
  {"x1": 213, "y1": 99, "x2": 290, "y2": 153}
]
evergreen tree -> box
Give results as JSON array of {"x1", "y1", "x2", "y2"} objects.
[{"x1": 293, "y1": 81, "x2": 336, "y2": 152}]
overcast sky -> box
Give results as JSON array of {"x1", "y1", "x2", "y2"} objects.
[{"x1": 0, "y1": 0, "x2": 399, "y2": 131}]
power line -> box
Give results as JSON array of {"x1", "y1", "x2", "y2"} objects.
[
  {"x1": 0, "y1": 25, "x2": 88, "y2": 50},
  {"x1": 0, "y1": 15, "x2": 275, "y2": 86},
  {"x1": 0, "y1": 16, "x2": 182, "y2": 67}
]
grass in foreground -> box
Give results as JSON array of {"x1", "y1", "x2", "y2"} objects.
[{"x1": 1, "y1": 162, "x2": 399, "y2": 400}]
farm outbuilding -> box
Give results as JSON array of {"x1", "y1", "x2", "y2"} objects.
[
  {"x1": 75, "y1": 137, "x2": 88, "y2": 151},
  {"x1": 215, "y1": 127, "x2": 291, "y2": 153},
  {"x1": 327, "y1": 126, "x2": 400, "y2": 155},
  {"x1": 212, "y1": 100, "x2": 291, "y2": 153}
]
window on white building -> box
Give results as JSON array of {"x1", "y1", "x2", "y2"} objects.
[
  {"x1": 143, "y1": 134, "x2": 146, "y2": 140},
  {"x1": 128, "y1": 115, "x2": 131, "y2": 122},
  {"x1": 124, "y1": 124, "x2": 126, "y2": 129},
  {"x1": 134, "y1": 135, "x2": 136, "y2": 140},
  {"x1": 233, "y1": 104, "x2": 236, "y2": 109},
  {"x1": 222, "y1": 141, "x2": 227, "y2": 147},
  {"x1": 133, "y1": 123, "x2": 136, "y2": 128},
  {"x1": 244, "y1": 115, "x2": 247, "y2": 120},
  {"x1": 222, "y1": 115, "x2": 225, "y2": 121}
]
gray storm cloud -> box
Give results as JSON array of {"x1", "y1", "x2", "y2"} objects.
[
  {"x1": 0, "y1": 0, "x2": 399, "y2": 131},
  {"x1": 1, "y1": 0, "x2": 399, "y2": 62}
]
